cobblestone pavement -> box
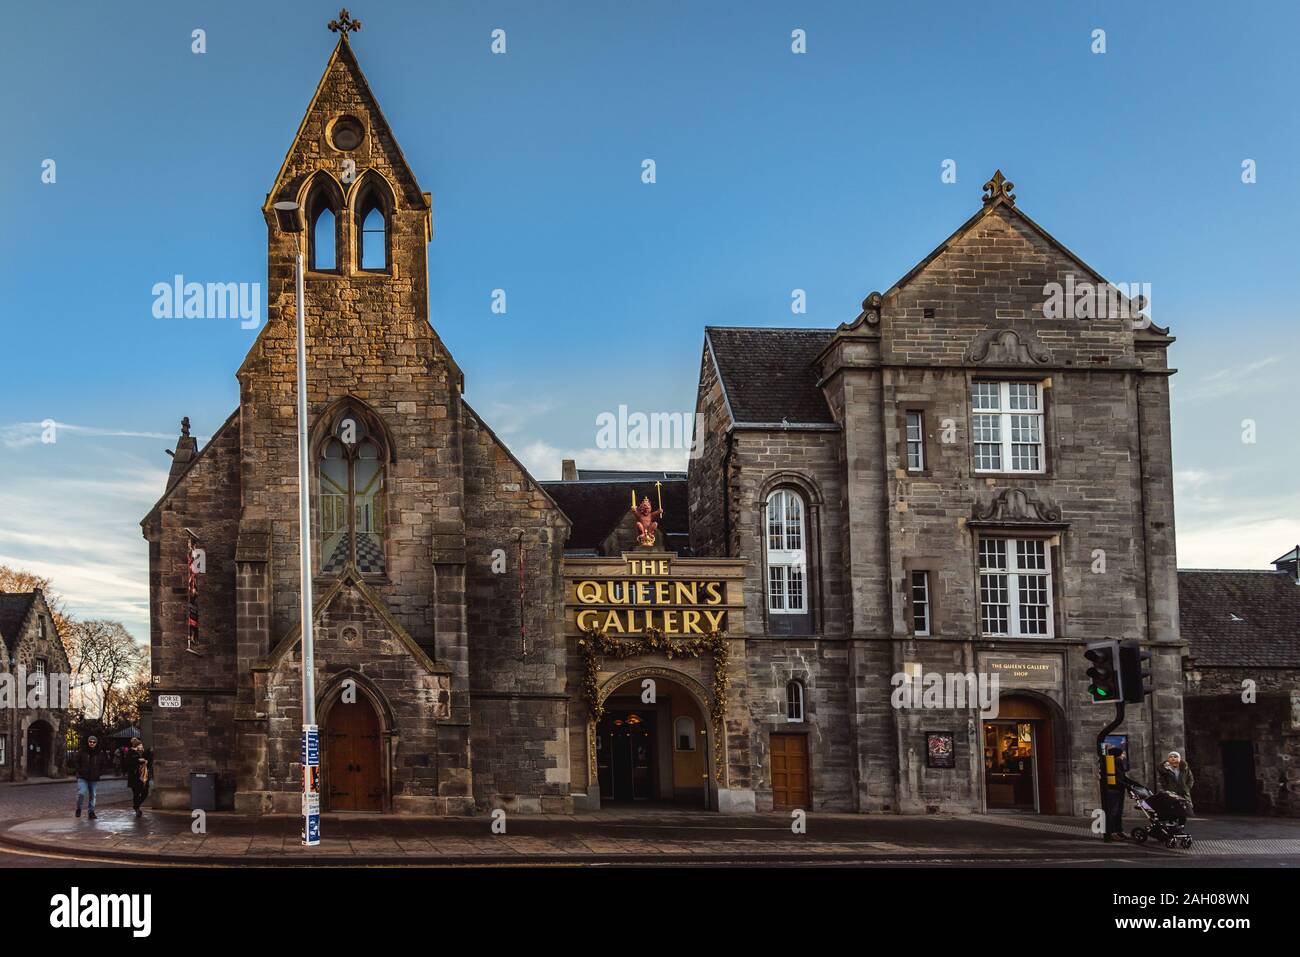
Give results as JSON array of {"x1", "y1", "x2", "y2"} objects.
[{"x1": 2, "y1": 803, "x2": 1298, "y2": 867}]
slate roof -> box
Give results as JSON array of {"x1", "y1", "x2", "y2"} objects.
[
  {"x1": 1177, "y1": 569, "x2": 1300, "y2": 668},
  {"x1": 0, "y1": 592, "x2": 38, "y2": 658},
  {"x1": 541, "y1": 478, "x2": 689, "y2": 554},
  {"x1": 705, "y1": 327, "x2": 837, "y2": 426}
]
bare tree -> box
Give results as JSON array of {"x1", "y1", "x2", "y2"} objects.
[
  {"x1": 103, "y1": 660, "x2": 151, "y2": 730},
  {"x1": 68, "y1": 620, "x2": 146, "y2": 724}
]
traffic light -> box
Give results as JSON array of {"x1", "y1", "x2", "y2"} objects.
[
  {"x1": 1084, "y1": 639, "x2": 1122, "y2": 703},
  {"x1": 1119, "y1": 641, "x2": 1152, "y2": 704}
]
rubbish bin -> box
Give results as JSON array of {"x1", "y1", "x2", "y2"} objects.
[{"x1": 190, "y1": 771, "x2": 217, "y2": 811}]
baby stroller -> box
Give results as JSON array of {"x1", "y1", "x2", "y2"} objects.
[{"x1": 1127, "y1": 782, "x2": 1193, "y2": 849}]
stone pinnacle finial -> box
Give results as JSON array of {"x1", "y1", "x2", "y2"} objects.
[
  {"x1": 181, "y1": 416, "x2": 191, "y2": 437},
  {"x1": 982, "y1": 169, "x2": 1015, "y2": 206},
  {"x1": 328, "y1": 8, "x2": 362, "y2": 40}
]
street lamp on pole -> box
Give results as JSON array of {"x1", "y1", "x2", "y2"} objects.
[{"x1": 273, "y1": 199, "x2": 321, "y2": 847}]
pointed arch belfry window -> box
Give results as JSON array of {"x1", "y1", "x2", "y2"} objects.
[
  {"x1": 317, "y1": 403, "x2": 390, "y2": 574},
  {"x1": 353, "y1": 174, "x2": 393, "y2": 272},
  {"x1": 304, "y1": 174, "x2": 344, "y2": 272}
]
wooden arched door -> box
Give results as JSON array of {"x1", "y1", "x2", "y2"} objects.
[{"x1": 326, "y1": 699, "x2": 384, "y2": 812}]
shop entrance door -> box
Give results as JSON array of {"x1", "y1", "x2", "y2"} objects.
[
  {"x1": 597, "y1": 710, "x2": 655, "y2": 802},
  {"x1": 983, "y1": 695, "x2": 1057, "y2": 814}
]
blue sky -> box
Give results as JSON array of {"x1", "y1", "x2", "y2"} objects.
[{"x1": 2, "y1": 1, "x2": 1297, "y2": 641}]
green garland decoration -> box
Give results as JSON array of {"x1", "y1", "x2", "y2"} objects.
[{"x1": 578, "y1": 626, "x2": 730, "y2": 782}]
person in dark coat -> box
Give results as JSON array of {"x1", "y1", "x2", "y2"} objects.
[
  {"x1": 72, "y1": 736, "x2": 110, "y2": 819},
  {"x1": 125, "y1": 737, "x2": 154, "y2": 817},
  {"x1": 1101, "y1": 746, "x2": 1137, "y2": 841},
  {"x1": 1157, "y1": 751, "x2": 1195, "y2": 808}
]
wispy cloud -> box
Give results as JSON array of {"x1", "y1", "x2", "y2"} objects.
[
  {"x1": 515, "y1": 440, "x2": 688, "y2": 481},
  {"x1": 0, "y1": 421, "x2": 182, "y2": 450},
  {"x1": 0, "y1": 448, "x2": 165, "y2": 640},
  {"x1": 1175, "y1": 356, "x2": 1285, "y2": 403}
]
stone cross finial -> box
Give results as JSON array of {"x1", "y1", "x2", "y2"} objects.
[
  {"x1": 181, "y1": 416, "x2": 191, "y2": 437},
  {"x1": 328, "y1": 8, "x2": 362, "y2": 39},
  {"x1": 982, "y1": 169, "x2": 1015, "y2": 206}
]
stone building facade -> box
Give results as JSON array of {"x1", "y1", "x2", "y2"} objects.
[
  {"x1": 144, "y1": 27, "x2": 1187, "y2": 818},
  {"x1": 142, "y1": 33, "x2": 571, "y2": 814},
  {"x1": 687, "y1": 171, "x2": 1185, "y2": 815},
  {"x1": 0, "y1": 590, "x2": 71, "y2": 781}
]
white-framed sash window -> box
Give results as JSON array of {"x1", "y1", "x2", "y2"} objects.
[
  {"x1": 979, "y1": 537, "x2": 1054, "y2": 637},
  {"x1": 786, "y1": 681, "x2": 805, "y2": 722},
  {"x1": 766, "y1": 489, "x2": 807, "y2": 614},
  {"x1": 972, "y1": 381, "x2": 1045, "y2": 473}
]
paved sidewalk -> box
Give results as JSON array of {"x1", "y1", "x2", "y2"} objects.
[{"x1": 3, "y1": 806, "x2": 1298, "y2": 866}]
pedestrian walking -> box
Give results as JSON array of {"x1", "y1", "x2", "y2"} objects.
[
  {"x1": 1157, "y1": 750, "x2": 1195, "y2": 809},
  {"x1": 126, "y1": 737, "x2": 154, "y2": 817},
  {"x1": 72, "y1": 735, "x2": 109, "y2": 820}
]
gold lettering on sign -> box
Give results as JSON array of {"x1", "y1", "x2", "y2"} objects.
[{"x1": 571, "y1": 561, "x2": 730, "y2": 636}]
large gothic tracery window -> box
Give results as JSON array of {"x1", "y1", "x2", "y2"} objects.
[{"x1": 318, "y1": 411, "x2": 387, "y2": 575}]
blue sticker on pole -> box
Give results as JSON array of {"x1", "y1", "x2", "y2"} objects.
[{"x1": 302, "y1": 724, "x2": 321, "y2": 846}]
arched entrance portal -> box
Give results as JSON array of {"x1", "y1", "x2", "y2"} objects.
[
  {"x1": 983, "y1": 693, "x2": 1061, "y2": 814},
  {"x1": 596, "y1": 671, "x2": 716, "y2": 809},
  {"x1": 26, "y1": 720, "x2": 52, "y2": 777},
  {"x1": 324, "y1": 694, "x2": 385, "y2": 812}
]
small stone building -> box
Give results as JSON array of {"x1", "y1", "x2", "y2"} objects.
[
  {"x1": 1179, "y1": 548, "x2": 1300, "y2": 816},
  {"x1": 0, "y1": 590, "x2": 71, "y2": 781}
]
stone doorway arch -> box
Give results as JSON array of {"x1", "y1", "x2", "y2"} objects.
[{"x1": 592, "y1": 666, "x2": 723, "y2": 811}]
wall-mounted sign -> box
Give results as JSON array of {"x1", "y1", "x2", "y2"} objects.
[
  {"x1": 566, "y1": 555, "x2": 743, "y2": 636},
  {"x1": 981, "y1": 655, "x2": 1061, "y2": 689},
  {"x1": 157, "y1": 694, "x2": 182, "y2": 708}
]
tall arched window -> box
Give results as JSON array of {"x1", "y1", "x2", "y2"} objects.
[
  {"x1": 358, "y1": 203, "x2": 386, "y2": 270},
  {"x1": 318, "y1": 410, "x2": 387, "y2": 575},
  {"x1": 785, "y1": 681, "x2": 805, "y2": 722},
  {"x1": 765, "y1": 489, "x2": 806, "y2": 617}
]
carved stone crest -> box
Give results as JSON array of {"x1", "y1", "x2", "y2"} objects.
[
  {"x1": 972, "y1": 488, "x2": 1063, "y2": 525},
  {"x1": 964, "y1": 328, "x2": 1052, "y2": 366},
  {"x1": 982, "y1": 169, "x2": 1016, "y2": 206}
]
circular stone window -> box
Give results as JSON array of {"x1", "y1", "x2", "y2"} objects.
[
  {"x1": 329, "y1": 116, "x2": 365, "y2": 151},
  {"x1": 340, "y1": 626, "x2": 359, "y2": 643}
]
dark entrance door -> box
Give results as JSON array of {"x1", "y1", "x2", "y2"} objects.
[
  {"x1": 770, "y1": 733, "x2": 810, "y2": 809},
  {"x1": 1220, "y1": 740, "x2": 1257, "y2": 813},
  {"x1": 597, "y1": 710, "x2": 655, "y2": 802},
  {"x1": 26, "y1": 721, "x2": 52, "y2": 777},
  {"x1": 326, "y1": 701, "x2": 383, "y2": 812}
]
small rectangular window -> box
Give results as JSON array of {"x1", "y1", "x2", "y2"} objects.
[
  {"x1": 911, "y1": 571, "x2": 931, "y2": 636},
  {"x1": 34, "y1": 657, "x2": 48, "y2": 698},
  {"x1": 905, "y1": 411, "x2": 925, "y2": 471},
  {"x1": 0, "y1": 734, "x2": 6, "y2": 766}
]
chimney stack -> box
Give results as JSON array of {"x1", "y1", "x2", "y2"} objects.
[{"x1": 561, "y1": 459, "x2": 578, "y2": 481}]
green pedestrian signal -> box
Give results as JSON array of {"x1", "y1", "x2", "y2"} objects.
[{"x1": 1084, "y1": 640, "x2": 1123, "y2": 704}]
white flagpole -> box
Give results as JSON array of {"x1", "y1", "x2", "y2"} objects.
[{"x1": 294, "y1": 251, "x2": 321, "y2": 846}]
